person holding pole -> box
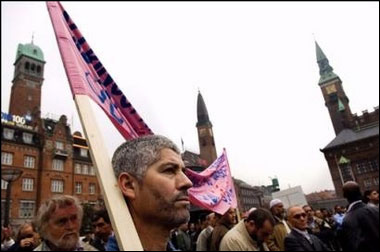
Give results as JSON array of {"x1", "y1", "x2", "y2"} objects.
[{"x1": 112, "y1": 135, "x2": 193, "y2": 251}]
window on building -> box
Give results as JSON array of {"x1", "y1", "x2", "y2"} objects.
[
  {"x1": 75, "y1": 163, "x2": 82, "y2": 174},
  {"x1": 31, "y1": 64, "x2": 35, "y2": 71},
  {"x1": 55, "y1": 141, "x2": 64, "y2": 150},
  {"x1": 19, "y1": 201, "x2": 35, "y2": 218},
  {"x1": 23, "y1": 133, "x2": 33, "y2": 144},
  {"x1": 368, "y1": 160, "x2": 379, "y2": 172},
  {"x1": 52, "y1": 159, "x2": 64, "y2": 171},
  {"x1": 89, "y1": 183, "x2": 96, "y2": 195},
  {"x1": 24, "y1": 156, "x2": 35, "y2": 168},
  {"x1": 374, "y1": 177, "x2": 379, "y2": 186},
  {"x1": 75, "y1": 182, "x2": 82, "y2": 194},
  {"x1": 25, "y1": 62, "x2": 30, "y2": 70},
  {"x1": 51, "y1": 180, "x2": 64, "y2": 193},
  {"x1": 80, "y1": 148, "x2": 88, "y2": 157},
  {"x1": 82, "y1": 165, "x2": 88, "y2": 175},
  {"x1": 3, "y1": 128, "x2": 15, "y2": 140},
  {"x1": 22, "y1": 178, "x2": 34, "y2": 191},
  {"x1": 1, "y1": 152, "x2": 13, "y2": 165},
  {"x1": 89, "y1": 166, "x2": 95, "y2": 175},
  {"x1": 356, "y1": 162, "x2": 368, "y2": 174},
  {"x1": 363, "y1": 179, "x2": 372, "y2": 189},
  {"x1": 340, "y1": 164, "x2": 355, "y2": 183},
  {"x1": 1, "y1": 180, "x2": 8, "y2": 190},
  {"x1": 36, "y1": 65, "x2": 41, "y2": 73}
]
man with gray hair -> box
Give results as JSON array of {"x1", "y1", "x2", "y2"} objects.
[
  {"x1": 112, "y1": 135, "x2": 193, "y2": 251},
  {"x1": 34, "y1": 195, "x2": 97, "y2": 251}
]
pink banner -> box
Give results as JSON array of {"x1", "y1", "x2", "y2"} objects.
[
  {"x1": 46, "y1": 2, "x2": 152, "y2": 140},
  {"x1": 186, "y1": 149, "x2": 237, "y2": 215}
]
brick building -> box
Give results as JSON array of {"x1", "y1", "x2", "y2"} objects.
[
  {"x1": 1, "y1": 41, "x2": 102, "y2": 228},
  {"x1": 316, "y1": 41, "x2": 379, "y2": 197}
]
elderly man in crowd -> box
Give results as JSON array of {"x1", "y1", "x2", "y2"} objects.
[
  {"x1": 284, "y1": 206, "x2": 329, "y2": 251},
  {"x1": 34, "y1": 195, "x2": 97, "y2": 251},
  {"x1": 267, "y1": 199, "x2": 291, "y2": 251},
  {"x1": 112, "y1": 135, "x2": 193, "y2": 251},
  {"x1": 220, "y1": 208, "x2": 274, "y2": 251}
]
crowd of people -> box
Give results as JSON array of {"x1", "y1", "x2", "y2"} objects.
[{"x1": 1, "y1": 135, "x2": 379, "y2": 251}]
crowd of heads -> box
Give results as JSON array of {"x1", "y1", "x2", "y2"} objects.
[{"x1": 1, "y1": 135, "x2": 378, "y2": 251}]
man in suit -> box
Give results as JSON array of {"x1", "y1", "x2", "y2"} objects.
[
  {"x1": 341, "y1": 181, "x2": 379, "y2": 252},
  {"x1": 284, "y1": 206, "x2": 329, "y2": 251}
]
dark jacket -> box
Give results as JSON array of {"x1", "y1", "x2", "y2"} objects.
[
  {"x1": 341, "y1": 201, "x2": 379, "y2": 252},
  {"x1": 284, "y1": 229, "x2": 329, "y2": 251}
]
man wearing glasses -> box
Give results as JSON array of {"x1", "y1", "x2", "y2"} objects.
[{"x1": 284, "y1": 206, "x2": 329, "y2": 251}]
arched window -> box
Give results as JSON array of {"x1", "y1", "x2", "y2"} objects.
[
  {"x1": 36, "y1": 65, "x2": 41, "y2": 74},
  {"x1": 31, "y1": 64, "x2": 35, "y2": 71},
  {"x1": 25, "y1": 62, "x2": 30, "y2": 70}
]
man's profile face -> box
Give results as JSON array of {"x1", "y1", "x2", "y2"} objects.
[
  {"x1": 369, "y1": 190, "x2": 379, "y2": 204},
  {"x1": 134, "y1": 148, "x2": 193, "y2": 228},
  {"x1": 45, "y1": 205, "x2": 81, "y2": 250},
  {"x1": 272, "y1": 203, "x2": 285, "y2": 218},
  {"x1": 222, "y1": 208, "x2": 236, "y2": 225}
]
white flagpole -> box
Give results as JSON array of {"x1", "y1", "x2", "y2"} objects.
[{"x1": 74, "y1": 95, "x2": 143, "y2": 251}]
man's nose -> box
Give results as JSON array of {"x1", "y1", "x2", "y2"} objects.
[{"x1": 178, "y1": 170, "x2": 193, "y2": 190}]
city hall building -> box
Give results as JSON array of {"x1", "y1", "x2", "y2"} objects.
[{"x1": 1, "y1": 41, "x2": 102, "y2": 228}]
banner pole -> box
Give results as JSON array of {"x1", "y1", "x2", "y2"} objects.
[{"x1": 74, "y1": 95, "x2": 143, "y2": 251}]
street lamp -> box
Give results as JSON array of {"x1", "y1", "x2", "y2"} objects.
[{"x1": 1, "y1": 168, "x2": 23, "y2": 227}]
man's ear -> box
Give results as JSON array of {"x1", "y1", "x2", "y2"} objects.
[{"x1": 118, "y1": 172, "x2": 138, "y2": 200}]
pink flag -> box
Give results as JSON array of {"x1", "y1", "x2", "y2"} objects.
[
  {"x1": 186, "y1": 149, "x2": 237, "y2": 215},
  {"x1": 46, "y1": 2, "x2": 152, "y2": 139}
]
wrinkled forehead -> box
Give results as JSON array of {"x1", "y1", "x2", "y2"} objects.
[
  {"x1": 154, "y1": 148, "x2": 185, "y2": 167},
  {"x1": 51, "y1": 204, "x2": 78, "y2": 219}
]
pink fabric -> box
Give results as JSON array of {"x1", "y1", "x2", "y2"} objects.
[
  {"x1": 46, "y1": 2, "x2": 152, "y2": 140},
  {"x1": 186, "y1": 149, "x2": 237, "y2": 215}
]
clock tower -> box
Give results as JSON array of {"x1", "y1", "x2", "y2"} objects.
[
  {"x1": 9, "y1": 40, "x2": 45, "y2": 123},
  {"x1": 316, "y1": 41, "x2": 353, "y2": 135},
  {"x1": 196, "y1": 91, "x2": 217, "y2": 166}
]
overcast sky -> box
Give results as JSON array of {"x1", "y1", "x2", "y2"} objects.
[{"x1": 2, "y1": 2, "x2": 379, "y2": 194}]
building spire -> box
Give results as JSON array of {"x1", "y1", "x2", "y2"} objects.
[
  {"x1": 315, "y1": 41, "x2": 339, "y2": 85},
  {"x1": 196, "y1": 91, "x2": 212, "y2": 127},
  {"x1": 31, "y1": 32, "x2": 35, "y2": 45}
]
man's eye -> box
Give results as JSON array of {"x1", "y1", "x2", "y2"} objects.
[{"x1": 163, "y1": 168, "x2": 176, "y2": 173}]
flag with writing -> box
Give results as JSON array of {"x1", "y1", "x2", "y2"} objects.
[
  {"x1": 47, "y1": 2, "x2": 152, "y2": 140},
  {"x1": 186, "y1": 149, "x2": 237, "y2": 215}
]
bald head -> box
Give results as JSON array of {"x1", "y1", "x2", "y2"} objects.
[
  {"x1": 343, "y1": 181, "x2": 362, "y2": 203},
  {"x1": 287, "y1": 206, "x2": 308, "y2": 231}
]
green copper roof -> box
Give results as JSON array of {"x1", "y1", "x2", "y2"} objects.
[
  {"x1": 315, "y1": 41, "x2": 327, "y2": 62},
  {"x1": 339, "y1": 156, "x2": 350, "y2": 164},
  {"x1": 15, "y1": 43, "x2": 45, "y2": 63},
  {"x1": 338, "y1": 98, "x2": 345, "y2": 112},
  {"x1": 315, "y1": 41, "x2": 339, "y2": 85}
]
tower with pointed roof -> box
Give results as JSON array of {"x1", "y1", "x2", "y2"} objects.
[
  {"x1": 9, "y1": 40, "x2": 46, "y2": 122},
  {"x1": 316, "y1": 41, "x2": 353, "y2": 135},
  {"x1": 196, "y1": 91, "x2": 217, "y2": 166},
  {"x1": 317, "y1": 41, "x2": 379, "y2": 197}
]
